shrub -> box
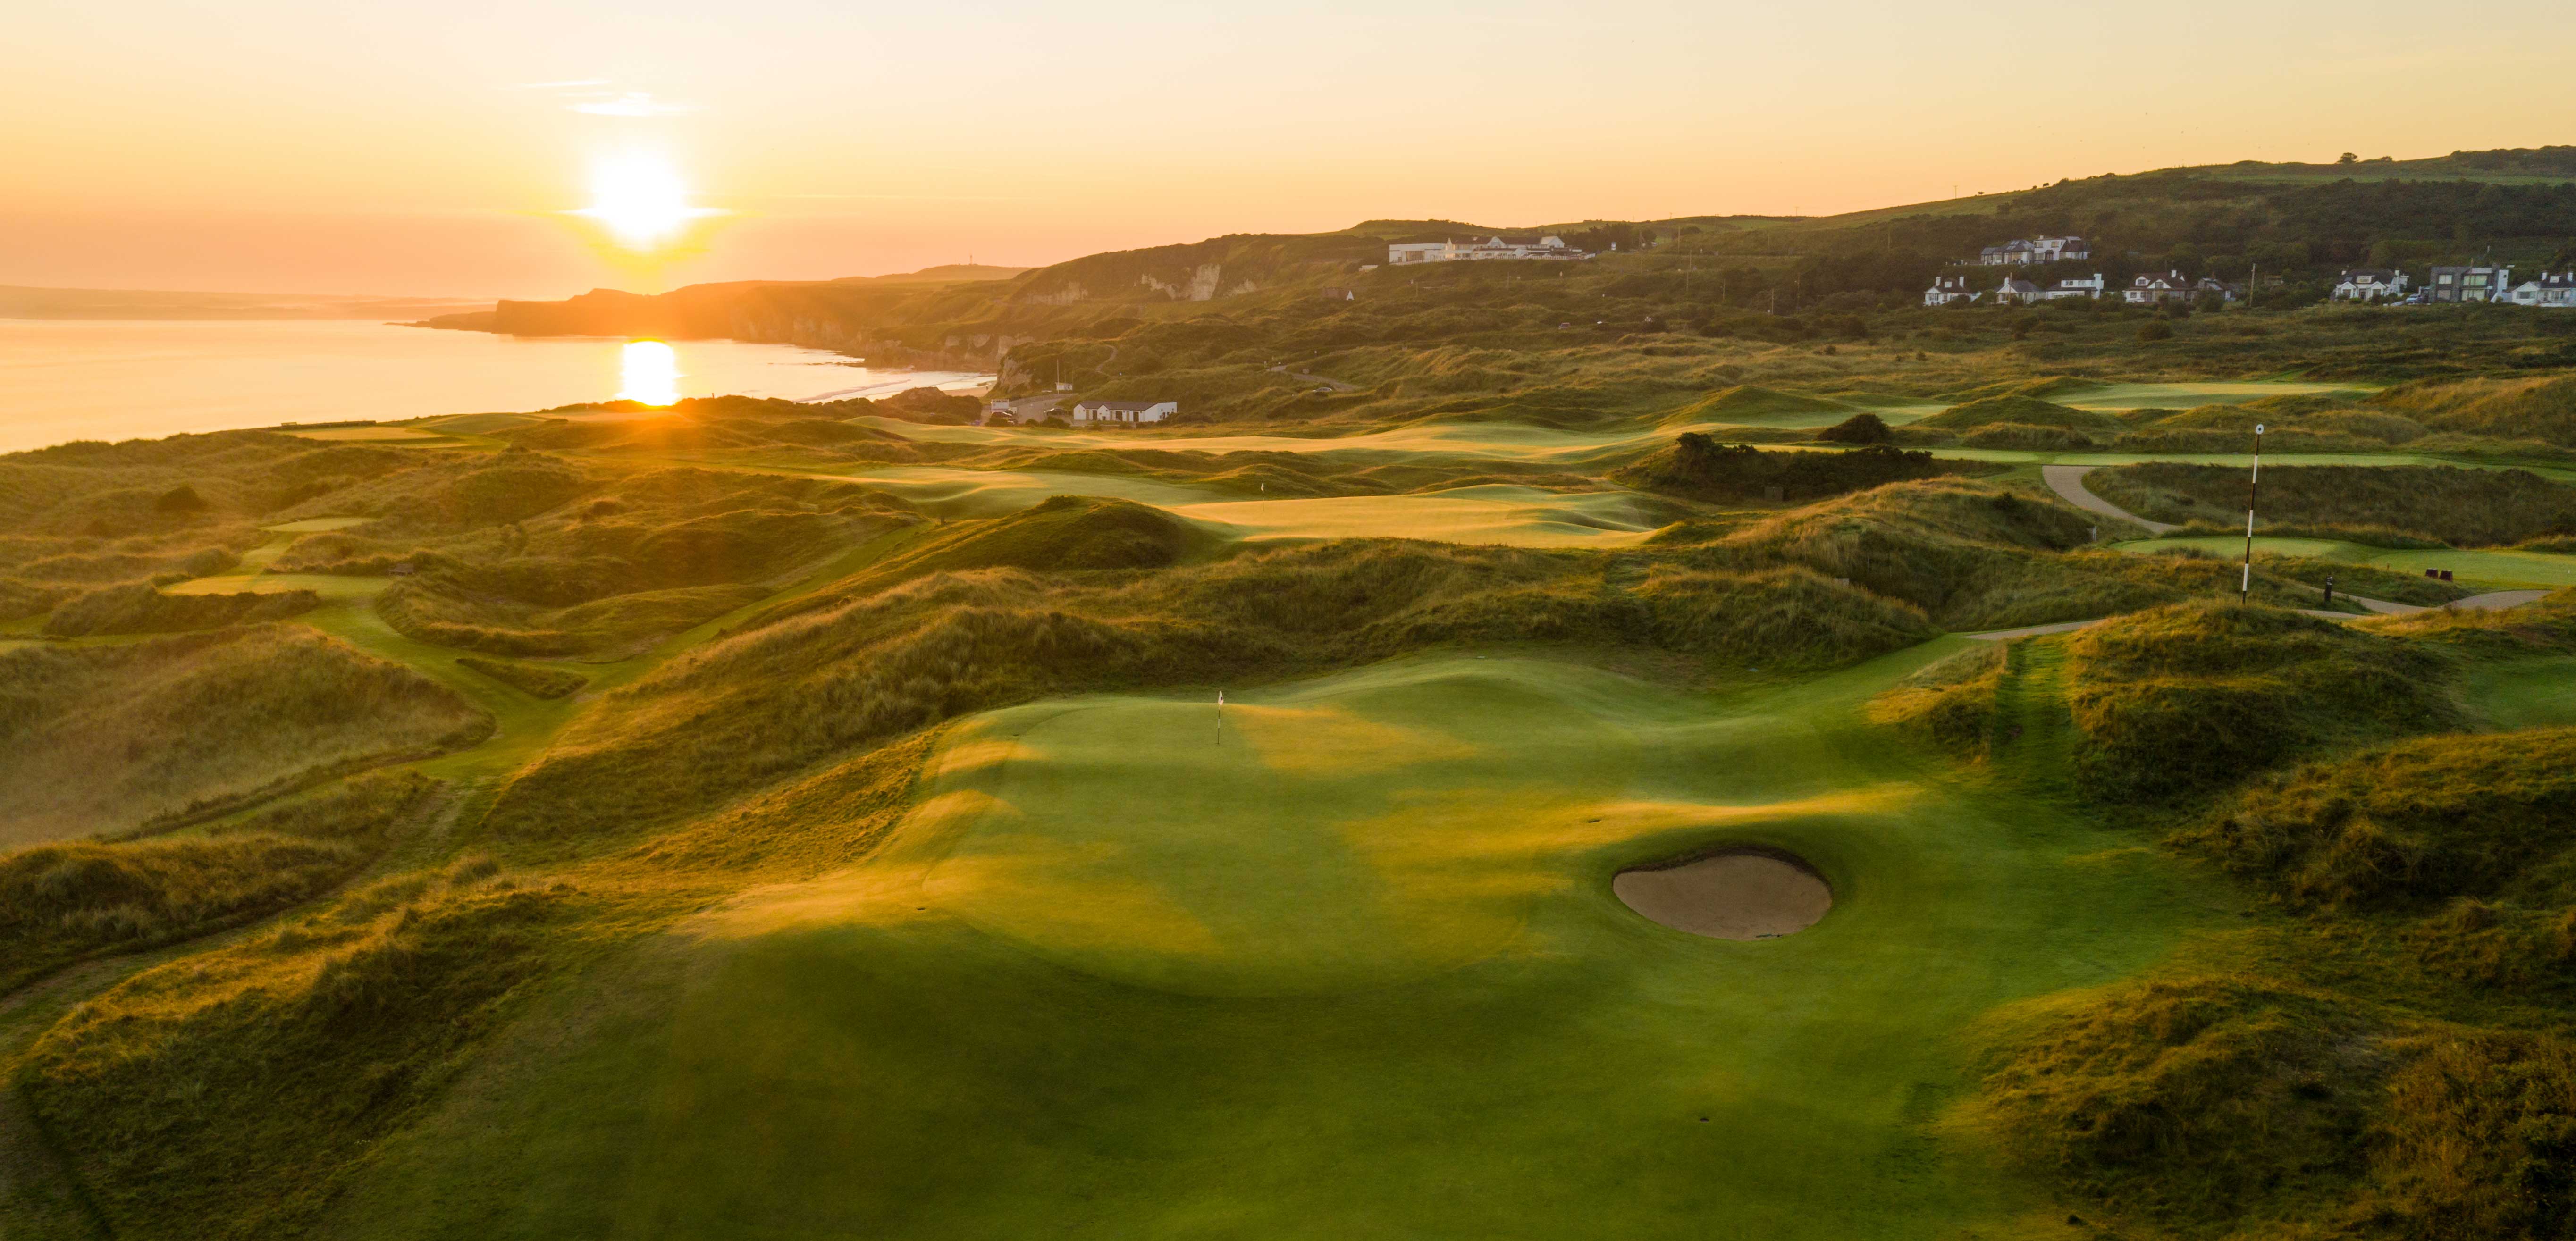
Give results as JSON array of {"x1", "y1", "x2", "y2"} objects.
[
  {"x1": 2138, "y1": 321, "x2": 2175, "y2": 342},
  {"x1": 1815, "y1": 412, "x2": 1894, "y2": 444},
  {"x1": 1617, "y1": 435, "x2": 1983, "y2": 503}
]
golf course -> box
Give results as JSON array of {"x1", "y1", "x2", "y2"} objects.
[{"x1": 12, "y1": 230, "x2": 2576, "y2": 1241}]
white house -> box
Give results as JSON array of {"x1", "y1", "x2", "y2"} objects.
[
  {"x1": 1923, "y1": 274, "x2": 1980, "y2": 306},
  {"x1": 2506, "y1": 273, "x2": 2576, "y2": 308},
  {"x1": 1977, "y1": 236, "x2": 2090, "y2": 265},
  {"x1": 2037, "y1": 274, "x2": 2106, "y2": 301},
  {"x1": 1387, "y1": 235, "x2": 1592, "y2": 264},
  {"x1": 2428, "y1": 265, "x2": 2511, "y2": 303},
  {"x1": 1071, "y1": 400, "x2": 1179, "y2": 425},
  {"x1": 1994, "y1": 277, "x2": 2044, "y2": 305},
  {"x1": 2123, "y1": 271, "x2": 2195, "y2": 304},
  {"x1": 2332, "y1": 269, "x2": 2409, "y2": 302}
]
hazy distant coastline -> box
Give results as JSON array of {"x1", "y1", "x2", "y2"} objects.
[{"x1": 0, "y1": 285, "x2": 491, "y2": 322}]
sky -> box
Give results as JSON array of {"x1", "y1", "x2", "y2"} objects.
[{"x1": 6, "y1": 0, "x2": 2576, "y2": 300}]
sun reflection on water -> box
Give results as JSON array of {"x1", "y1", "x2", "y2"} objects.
[{"x1": 618, "y1": 339, "x2": 682, "y2": 405}]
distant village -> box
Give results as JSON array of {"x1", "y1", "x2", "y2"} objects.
[{"x1": 1924, "y1": 234, "x2": 2576, "y2": 309}]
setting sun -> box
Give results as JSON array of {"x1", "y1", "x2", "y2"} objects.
[
  {"x1": 569, "y1": 150, "x2": 721, "y2": 251},
  {"x1": 616, "y1": 338, "x2": 682, "y2": 404}
]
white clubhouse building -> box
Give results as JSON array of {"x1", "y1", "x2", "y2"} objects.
[{"x1": 1388, "y1": 236, "x2": 1593, "y2": 264}]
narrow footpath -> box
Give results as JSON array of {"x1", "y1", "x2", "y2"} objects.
[{"x1": 2042, "y1": 464, "x2": 2179, "y2": 535}]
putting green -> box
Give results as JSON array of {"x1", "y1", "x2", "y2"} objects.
[
  {"x1": 323, "y1": 648, "x2": 2214, "y2": 1240},
  {"x1": 2107, "y1": 536, "x2": 2576, "y2": 590}
]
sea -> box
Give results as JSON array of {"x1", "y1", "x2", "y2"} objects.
[{"x1": 0, "y1": 319, "x2": 993, "y2": 455}]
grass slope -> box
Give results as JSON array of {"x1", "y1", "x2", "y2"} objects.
[
  {"x1": 316, "y1": 651, "x2": 2210, "y2": 1240},
  {"x1": 0, "y1": 626, "x2": 488, "y2": 847}
]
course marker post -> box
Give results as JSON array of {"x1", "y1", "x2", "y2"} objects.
[{"x1": 2240, "y1": 424, "x2": 2265, "y2": 602}]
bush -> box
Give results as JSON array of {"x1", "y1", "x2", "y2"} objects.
[
  {"x1": 1618, "y1": 435, "x2": 1983, "y2": 503},
  {"x1": 1815, "y1": 412, "x2": 1893, "y2": 444},
  {"x1": 2138, "y1": 321, "x2": 2175, "y2": 342}
]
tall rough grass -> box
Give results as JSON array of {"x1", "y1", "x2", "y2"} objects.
[
  {"x1": 0, "y1": 771, "x2": 437, "y2": 989},
  {"x1": 17, "y1": 858, "x2": 567, "y2": 1241},
  {"x1": 2091, "y1": 462, "x2": 2576, "y2": 547},
  {"x1": 0, "y1": 626, "x2": 487, "y2": 847},
  {"x1": 2062, "y1": 601, "x2": 2459, "y2": 803}
]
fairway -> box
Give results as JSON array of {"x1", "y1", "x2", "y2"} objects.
[
  {"x1": 2108, "y1": 536, "x2": 2576, "y2": 589},
  {"x1": 321, "y1": 648, "x2": 2214, "y2": 1241},
  {"x1": 1175, "y1": 486, "x2": 1663, "y2": 547}
]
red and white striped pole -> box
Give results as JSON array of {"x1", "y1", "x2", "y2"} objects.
[{"x1": 2240, "y1": 424, "x2": 2265, "y2": 601}]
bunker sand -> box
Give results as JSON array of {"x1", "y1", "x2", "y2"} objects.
[{"x1": 1615, "y1": 852, "x2": 1833, "y2": 939}]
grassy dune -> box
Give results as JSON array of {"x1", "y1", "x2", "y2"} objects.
[
  {"x1": 0, "y1": 626, "x2": 487, "y2": 847},
  {"x1": 2091, "y1": 461, "x2": 2576, "y2": 546},
  {"x1": 2110, "y1": 536, "x2": 2576, "y2": 590},
  {"x1": 0, "y1": 771, "x2": 439, "y2": 990},
  {"x1": 311, "y1": 652, "x2": 2210, "y2": 1241}
]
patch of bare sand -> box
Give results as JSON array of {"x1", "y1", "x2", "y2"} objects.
[{"x1": 1613, "y1": 851, "x2": 1831, "y2": 940}]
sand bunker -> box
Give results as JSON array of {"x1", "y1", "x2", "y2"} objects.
[{"x1": 1613, "y1": 850, "x2": 1832, "y2": 940}]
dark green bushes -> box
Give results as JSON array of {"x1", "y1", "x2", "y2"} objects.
[{"x1": 1617, "y1": 435, "x2": 1981, "y2": 503}]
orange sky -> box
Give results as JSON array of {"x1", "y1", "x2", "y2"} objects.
[{"x1": 7, "y1": 0, "x2": 2575, "y2": 299}]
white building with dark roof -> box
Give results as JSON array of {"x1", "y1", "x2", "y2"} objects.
[
  {"x1": 2506, "y1": 273, "x2": 2576, "y2": 308},
  {"x1": 1923, "y1": 274, "x2": 1979, "y2": 306},
  {"x1": 1977, "y1": 236, "x2": 2090, "y2": 265},
  {"x1": 1071, "y1": 400, "x2": 1179, "y2": 425},
  {"x1": 1994, "y1": 276, "x2": 2043, "y2": 305},
  {"x1": 2332, "y1": 269, "x2": 2409, "y2": 302},
  {"x1": 2037, "y1": 274, "x2": 2106, "y2": 301},
  {"x1": 1388, "y1": 235, "x2": 1592, "y2": 264},
  {"x1": 2124, "y1": 271, "x2": 2195, "y2": 304}
]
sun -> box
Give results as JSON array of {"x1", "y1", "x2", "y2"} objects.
[{"x1": 569, "y1": 150, "x2": 722, "y2": 251}]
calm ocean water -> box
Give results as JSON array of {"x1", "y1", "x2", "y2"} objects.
[{"x1": 0, "y1": 319, "x2": 991, "y2": 454}]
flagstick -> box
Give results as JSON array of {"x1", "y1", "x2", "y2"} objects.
[{"x1": 2240, "y1": 424, "x2": 2265, "y2": 602}]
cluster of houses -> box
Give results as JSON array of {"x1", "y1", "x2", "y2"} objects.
[
  {"x1": 1976, "y1": 236, "x2": 2091, "y2": 265},
  {"x1": 2330, "y1": 264, "x2": 2576, "y2": 305},
  {"x1": 1927, "y1": 251, "x2": 2576, "y2": 310},
  {"x1": 1922, "y1": 270, "x2": 2233, "y2": 307},
  {"x1": 985, "y1": 399, "x2": 1181, "y2": 427},
  {"x1": 1387, "y1": 235, "x2": 1595, "y2": 264}
]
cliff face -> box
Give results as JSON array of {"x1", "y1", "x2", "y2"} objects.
[
  {"x1": 419, "y1": 228, "x2": 1390, "y2": 361},
  {"x1": 428, "y1": 280, "x2": 1025, "y2": 367}
]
